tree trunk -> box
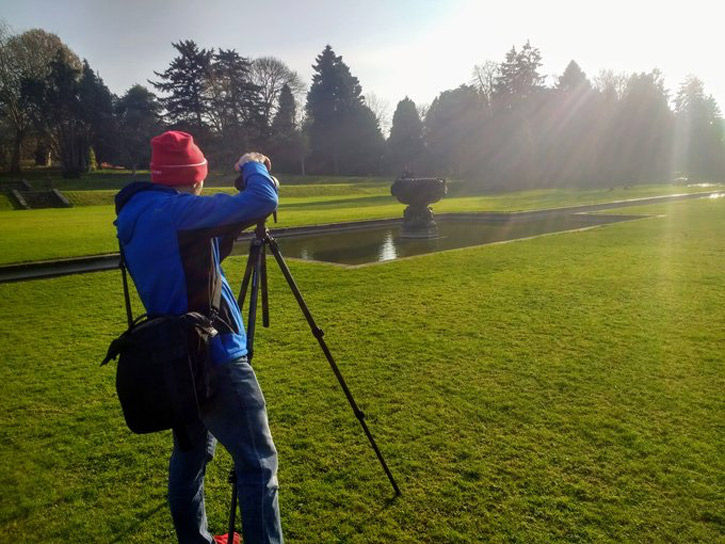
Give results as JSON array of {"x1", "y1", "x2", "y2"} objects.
[
  {"x1": 10, "y1": 129, "x2": 24, "y2": 174},
  {"x1": 34, "y1": 139, "x2": 51, "y2": 166},
  {"x1": 60, "y1": 127, "x2": 87, "y2": 178}
]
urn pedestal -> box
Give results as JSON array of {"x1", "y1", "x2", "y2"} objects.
[{"x1": 390, "y1": 176, "x2": 447, "y2": 238}]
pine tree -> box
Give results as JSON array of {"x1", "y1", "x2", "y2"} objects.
[
  {"x1": 207, "y1": 49, "x2": 263, "y2": 133},
  {"x1": 674, "y1": 76, "x2": 725, "y2": 180},
  {"x1": 269, "y1": 84, "x2": 302, "y2": 172},
  {"x1": 387, "y1": 97, "x2": 425, "y2": 173},
  {"x1": 305, "y1": 45, "x2": 383, "y2": 174},
  {"x1": 545, "y1": 60, "x2": 598, "y2": 186},
  {"x1": 150, "y1": 40, "x2": 213, "y2": 130},
  {"x1": 271, "y1": 84, "x2": 296, "y2": 136},
  {"x1": 487, "y1": 42, "x2": 546, "y2": 188},
  {"x1": 557, "y1": 60, "x2": 591, "y2": 93},
  {"x1": 115, "y1": 84, "x2": 162, "y2": 174},
  {"x1": 493, "y1": 41, "x2": 545, "y2": 111},
  {"x1": 78, "y1": 60, "x2": 115, "y2": 166},
  {"x1": 205, "y1": 48, "x2": 266, "y2": 161},
  {"x1": 612, "y1": 71, "x2": 674, "y2": 183}
]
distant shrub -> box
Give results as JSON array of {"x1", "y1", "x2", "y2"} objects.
[{"x1": 88, "y1": 148, "x2": 97, "y2": 172}]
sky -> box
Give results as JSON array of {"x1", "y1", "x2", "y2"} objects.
[{"x1": 2, "y1": 0, "x2": 723, "y2": 125}]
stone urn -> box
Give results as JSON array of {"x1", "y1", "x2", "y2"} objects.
[{"x1": 391, "y1": 175, "x2": 447, "y2": 238}]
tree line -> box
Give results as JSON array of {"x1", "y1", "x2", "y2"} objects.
[{"x1": 1, "y1": 26, "x2": 723, "y2": 188}]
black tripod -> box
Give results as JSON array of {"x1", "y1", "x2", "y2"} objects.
[{"x1": 225, "y1": 220, "x2": 401, "y2": 540}]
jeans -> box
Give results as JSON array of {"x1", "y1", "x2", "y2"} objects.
[{"x1": 168, "y1": 357, "x2": 283, "y2": 544}]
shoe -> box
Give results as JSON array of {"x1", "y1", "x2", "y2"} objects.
[{"x1": 213, "y1": 532, "x2": 241, "y2": 544}]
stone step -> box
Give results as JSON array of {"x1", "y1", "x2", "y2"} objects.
[{"x1": 12, "y1": 190, "x2": 71, "y2": 209}]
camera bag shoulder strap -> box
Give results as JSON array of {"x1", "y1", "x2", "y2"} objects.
[
  {"x1": 210, "y1": 262, "x2": 223, "y2": 318},
  {"x1": 119, "y1": 243, "x2": 134, "y2": 328},
  {"x1": 118, "y1": 241, "x2": 223, "y2": 324},
  {"x1": 100, "y1": 245, "x2": 141, "y2": 367}
]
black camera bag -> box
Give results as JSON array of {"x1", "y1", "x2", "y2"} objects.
[
  {"x1": 102, "y1": 312, "x2": 217, "y2": 438},
  {"x1": 101, "y1": 247, "x2": 221, "y2": 450}
]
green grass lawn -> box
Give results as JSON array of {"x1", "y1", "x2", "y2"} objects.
[
  {"x1": 1, "y1": 197, "x2": 723, "y2": 542},
  {"x1": 1, "y1": 181, "x2": 722, "y2": 265}
]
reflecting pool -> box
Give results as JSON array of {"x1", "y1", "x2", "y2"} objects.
[{"x1": 237, "y1": 214, "x2": 641, "y2": 266}]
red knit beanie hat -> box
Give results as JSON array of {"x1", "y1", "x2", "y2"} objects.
[{"x1": 150, "y1": 131, "x2": 208, "y2": 186}]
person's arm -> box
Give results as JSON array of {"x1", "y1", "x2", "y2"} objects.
[{"x1": 172, "y1": 161, "x2": 278, "y2": 233}]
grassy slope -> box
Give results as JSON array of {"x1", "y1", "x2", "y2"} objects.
[
  {"x1": 0, "y1": 169, "x2": 388, "y2": 190},
  {"x1": 0, "y1": 182, "x2": 722, "y2": 265},
  {"x1": 0, "y1": 197, "x2": 723, "y2": 542},
  {"x1": 62, "y1": 183, "x2": 385, "y2": 207},
  {"x1": 0, "y1": 194, "x2": 13, "y2": 211}
]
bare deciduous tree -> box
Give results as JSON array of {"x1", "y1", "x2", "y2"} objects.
[
  {"x1": 416, "y1": 103, "x2": 430, "y2": 123},
  {"x1": 364, "y1": 91, "x2": 391, "y2": 136},
  {"x1": 594, "y1": 69, "x2": 629, "y2": 101},
  {"x1": 250, "y1": 56, "x2": 305, "y2": 125},
  {"x1": 471, "y1": 59, "x2": 498, "y2": 108}
]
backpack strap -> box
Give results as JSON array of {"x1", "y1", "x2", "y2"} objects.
[
  {"x1": 119, "y1": 235, "x2": 224, "y2": 323},
  {"x1": 118, "y1": 242, "x2": 134, "y2": 328},
  {"x1": 210, "y1": 265, "x2": 223, "y2": 316}
]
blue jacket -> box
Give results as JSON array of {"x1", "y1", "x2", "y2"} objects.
[{"x1": 114, "y1": 162, "x2": 278, "y2": 365}]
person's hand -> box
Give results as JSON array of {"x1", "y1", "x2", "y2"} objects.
[
  {"x1": 233, "y1": 152, "x2": 278, "y2": 192},
  {"x1": 234, "y1": 152, "x2": 271, "y2": 173}
]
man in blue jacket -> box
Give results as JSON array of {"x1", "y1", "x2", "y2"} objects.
[{"x1": 115, "y1": 131, "x2": 283, "y2": 544}]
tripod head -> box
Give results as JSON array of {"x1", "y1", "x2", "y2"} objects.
[{"x1": 253, "y1": 209, "x2": 277, "y2": 239}]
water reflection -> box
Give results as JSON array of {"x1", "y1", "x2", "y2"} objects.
[
  {"x1": 379, "y1": 232, "x2": 397, "y2": 262},
  {"x1": 235, "y1": 215, "x2": 640, "y2": 266}
]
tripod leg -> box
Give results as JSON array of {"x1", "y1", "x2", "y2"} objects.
[
  {"x1": 226, "y1": 470, "x2": 238, "y2": 543},
  {"x1": 245, "y1": 248, "x2": 262, "y2": 362},
  {"x1": 227, "y1": 237, "x2": 264, "y2": 542},
  {"x1": 265, "y1": 235, "x2": 401, "y2": 496},
  {"x1": 237, "y1": 240, "x2": 261, "y2": 311},
  {"x1": 261, "y1": 243, "x2": 270, "y2": 328}
]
